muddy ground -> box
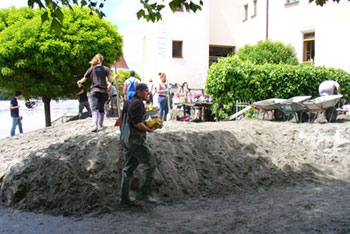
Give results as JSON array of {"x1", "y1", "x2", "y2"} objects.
[
  {"x1": 0, "y1": 117, "x2": 350, "y2": 233},
  {"x1": 1, "y1": 181, "x2": 350, "y2": 233}
]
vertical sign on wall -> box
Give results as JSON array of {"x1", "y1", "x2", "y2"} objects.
[{"x1": 158, "y1": 9, "x2": 167, "y2": 58}]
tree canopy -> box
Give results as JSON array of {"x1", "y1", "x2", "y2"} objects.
[
  {"x1": 309, "y1": 0, "x2": 349, "y2": 6},
  {"x1": 27, "y1": 0, "x2": 203, "y2": 34},
  {"x1": 0, "y1": 6, "x2": 123, "y2": 126},
  {"x1": 26, "y1": 0, "x2": 348, "y2": 35}
]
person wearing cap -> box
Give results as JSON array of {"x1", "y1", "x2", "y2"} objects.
[
  {"x1": 119, "y1": 83, "x2": 158, "y2": 205},
  {"x1": 123, "y1": 70, "x2": 140, "y2": 102}
]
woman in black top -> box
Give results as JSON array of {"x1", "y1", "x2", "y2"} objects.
[{"x1": 77, "y1": 54, "x2": 115, "y2": 132}]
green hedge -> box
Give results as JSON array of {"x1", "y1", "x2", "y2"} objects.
[
  {"x1": 236, "y1": 40, "x2": 299, "y2": 65},
  {"x1": 206, "y1": 56, "x2": 350, "y2": 120}
]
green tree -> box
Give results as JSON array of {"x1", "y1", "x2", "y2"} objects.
[
  {"x1": 27, "y1": 0, "x2": 203, "y2": 34},
  {"x1": 0, "y1": 6, "x2": 123, "y2": 126},
  {"x1": 310, "y1": 0, "x2": 349, "y2": 6},
  {"x1": 236, "y1": 40, "x2": 298, "y2": 65}
]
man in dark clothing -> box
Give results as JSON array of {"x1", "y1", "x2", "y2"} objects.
[
  {"x1": 119, "y1": 83, "x2": 158, "y2": 206},
  {"x1": 77, "y1": 84, "x2": 92, "y2": 119},
  {"x1": 10, "y1": 91, "x2": 23, "y2": 136}
]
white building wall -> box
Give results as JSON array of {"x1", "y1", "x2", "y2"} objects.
[
  {"x1": 209, "y1": 0, "x2": 241, "y2": 47},
  {"x1": 144, "y1": 0, "x2": 350, "y2": 91},
  {"x1": 239, "y1": 0, "x2": 350, "y2": 73},
  {"x1": 144, "y1": 1, "x2": 210, "y2": 89},
  {"x1": 307, "y1": 1, "x2": 350, "y2": 71},
  {"x1": 239, "y1": 0, "x2": 266, "y2": 45}
]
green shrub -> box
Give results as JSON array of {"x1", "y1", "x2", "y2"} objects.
[
  {"x1": 206, "y1": 56, "x2": 350, "y2": 120},
  {"x1": 245, "y1": 107, "x2": 256, "y2": 119},
  {"x1": 236, "y1": 40, "x2": 299, "y2": 65}
]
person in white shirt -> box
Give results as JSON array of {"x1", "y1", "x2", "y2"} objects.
[
  {"x1": 318, "y1": 80, "x2": 342, "y2": 122},
  {"x1": 318, "y1": 80, "x2": 341, "y2": 96}
]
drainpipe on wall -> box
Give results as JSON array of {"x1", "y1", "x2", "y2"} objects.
[
  {"x1": 142, "y1": 36, "x2": 145, "y2": 82},
  {"x1": 266, "y1": 0, "x2": 269, "y2": 40}
]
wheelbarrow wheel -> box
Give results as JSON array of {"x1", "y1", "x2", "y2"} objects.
[
  {"x1": 325, "y1": 107, "x2": 338, "y2": 122},
  {"x1": 274, "y1": 109, "x2": 284, "y2": 121}
]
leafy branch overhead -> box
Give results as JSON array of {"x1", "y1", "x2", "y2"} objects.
[
  {"x1": 27, "y1": 0, "x2": 203, "y2": 34},
  {"x1": 309, "y1": 0, "x2": 350, "y2": 6},
  {"x1": 137, "y1": 0, "x2": 203, "y2": 22},
  {"x1": 28, "y1": 0, "x2": 107, "y2": 34}
]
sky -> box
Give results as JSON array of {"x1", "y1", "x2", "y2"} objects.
[{"x1": 0, "y1": 0, "x2": 146, "y2": 74}]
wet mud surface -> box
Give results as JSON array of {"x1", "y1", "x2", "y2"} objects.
[{"x1": 1, "y1": 118, "x2": 350, "y2": 233}]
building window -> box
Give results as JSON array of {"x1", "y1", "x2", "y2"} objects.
[
  {"x1": 172, "y1": 41, "x2": 183, "y2": 58},
  {"x1": 252, "y1": 0, "x2": 257, "y2": 18},
  {"x1": 243, "y1": 4, "x2": 248, "y2": 21},
  {"x1": 209, "y1": 46, "x2": 235, "y2": 67},
  {"x1": 176, "y1": 4, "x2": 184, "y2": 12},
  {"x1": 303, "y1": 32, "x2": 315, "y2": 63}
]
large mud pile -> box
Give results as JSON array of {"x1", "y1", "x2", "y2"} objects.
[{"x1": 0, "y1": 119, "x2": 350, "y2": 215}]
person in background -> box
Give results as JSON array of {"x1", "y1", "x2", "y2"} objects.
[
  {"x1": 157, "y1": 72, "x2": 169, "y2": 121},
  {"x1": 104, "y1": 82, "x2": 119, "y2": 117},
  {"x1": 319, "y1": 80, "x2": 341, "y2": 96},
  {"x1": 119, "y1": 83, "x2": 158, "y2": 206},
  {"x1": 77, "y1": 54, "x2": 114, "y2": 132},
  {"x1": 169, "y1": 92, "x2": 175, "y2": 110},
  {"x1": 123, "y1": 71, "x2": 140, "y2": 102},
  {"x1": 318, "y1": 80, "x2": 342, "y2": 120},
  {"x1": 10, "y1": 91, "x2": 23, "y2": 136},
  {"x1": 76, "y1": 84, "x2": 92, "y2": 119},
  {"x1": 146, "y1": 78, "x2": 155, "y2": 106},
  {"x1": 110, "y1": 85, "x2": 118, "y2": 115}
]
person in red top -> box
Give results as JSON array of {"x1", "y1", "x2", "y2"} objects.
[
  {"x1": 77, "y1": 54, "x2": 115, "y2": 132},
  {"x1": 157, "y1": 72, "x2": 169, "y2": 121}
]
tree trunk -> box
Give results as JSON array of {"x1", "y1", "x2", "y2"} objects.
[{"x1": 42, "y1": 96, "x2": 51, "y2": 127}]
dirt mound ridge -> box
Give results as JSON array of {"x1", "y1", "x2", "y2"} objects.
[{"x1": 1, "y1": 119, "x2": 349, "y2": 215}]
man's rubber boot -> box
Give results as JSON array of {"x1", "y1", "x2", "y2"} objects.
[
  {"x1": 135, "y1": 165, "x2": 157, "y2": 203},
  {"x1": 119, "y1": 196, "x2": 140, "y2": 207},
  {"x1": 135, "y1": 193, "x2": 158, "y2": 204},
  {"x1": 119, "y1": 176, "x2": 140, "y2": 206}
]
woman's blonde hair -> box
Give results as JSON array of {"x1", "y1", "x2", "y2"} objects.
[
  {"x1": 89, "y1": 54, "x2": 104, "y2": 66},
  {"x1": 158, "y1": 72, "x2": 166, "y2": 78}
]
